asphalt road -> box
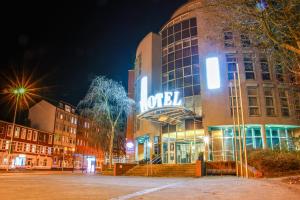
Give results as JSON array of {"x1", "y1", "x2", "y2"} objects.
[{"x1": 0, "y1": 173, "x2": 299, "y2": 200}]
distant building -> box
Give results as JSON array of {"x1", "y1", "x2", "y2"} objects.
[
  {"x1": 0, "y1": 120, "x2": 54, "y2": 169},
  {"x1": 29, "y1": 100, "x2": 78, "y2": 169},
  {"x1": 74, "y1": 116, "x2": 104, "y2": 172}
]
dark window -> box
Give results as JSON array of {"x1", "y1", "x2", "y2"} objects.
[
  {"x1": 192, "y1": 65, "x2": 200, "y2": 75},
  {"x1": 241, "y1": 34, "x2": 251, "y2": 47},
  {"x1": 168, "y1": 26, "x2": 174, "y2": 35},
  {"x1": 175, "y1": 43, "x2": 182, "y2": 50},
  {"x1": 182, "y1": 20, "x2": 189, "y2": 30},
  {"x1": 168, "y1": 80, "x2": 175, "y2": 90},
  {"x1": 224, "y1": 31, "x2": 234, "y2": 47},
  {"x1": 162, "y1": 29, "x2": 167, "y2": 39},
  {"x1": 184, "y1": 76, "x2": 193, "y2": 87},
  {"x1": 175, "y1": 59, "x2": 183, "y2": 68},
  {"x1": 174, "y1": 23, "x2": 181, "y2": 32},
  {"x1": 176, "y1": 78, "x2": 184, "y2": 88},
  {"x1": 184, "y1": 87, "x2": 193, "y2": 97},
  {"x1": 168, "y1": 53, "x2": 175, "y2": 62},
  {"x1": 183, "y1": 57, "x2": 191, "y2": 66},
  {"x1": 190, "y1": 27, "x2": 197, "y2": 37},
  {"x1": 162, "y1": 56, "x2": 167, "y2": 65},
  {"x1": 168, "y1": 35, "x2": 174, "y2": 45},
  {"x1": 193, "y1": 85, "x2": 201, "y2": 95},
  {"x1": 183, "y1": 48, "x2": 191, "y2": 57},
  {"x1": 175, "y1": 32, "x2": 181, "y2": 42},
  {"x1": 191, "y1": 46, "x2": 198, "y2": 55},
  {"x1": 162, "y1": 65, "x2": 167, "y2": 73},
  {"x1": 168, "y1": 62, "x2": 175, "y2": 71},
  {"x1": 175, "y1": 50, "x2": 183, "y2": 60},
  {"x1": 176, "y1": 68, "x2": 183, "y2": 78},
  {"x1": 191, "y1": 39, "x2": 198, "y2": 46},
  {"x1": 190, "y1": 18, "x2": 197, "y2": 27},
  {"x1": 162, "y1": 73, "x2": 167, "y2": 83},
  {"x1": 193, "y1": 75, "x2": 200, "y2": 85},
  {"x1": 184, "y1": 67, "x2": 192, "y2": 76},
  {"x1": 182, "y1": 29, "x2": 190, "y2": 39},
  {"x1": 162, "y1": 38, "x2": 167, "y2": 47},
  {"x1": 192, "y1": 55, "x2": 199, "y2": 64},
  {"x1": 169, "y1": 71, "x2": 175, "y2": 80}
]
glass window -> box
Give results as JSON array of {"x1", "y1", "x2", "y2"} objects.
[
  {"x1": 191, "y1": 46, "x2": 198, "y2": 55},
  {"x1": 183, "y1": 47, "x2": 191, "y2": 57},
  {"x1": 241, "y1": 34, "x2": 251, "y2": 47},
  {"x1": 190, "y1": 18, "x2": 197, "y2": 27},
  {"x1": 193, "y1": 75, "x2": 200, "y2": 85},
  {"x1": 21, "y1": 128, "x2": 26, "y2": 139},
  {"x1": 260, "y1": 56, "x2": 271, "y2": 80},
  {"x1": 175, "y1": 59, "x2": 183, "y2": 69},
  {"x1": 174, "y1": 23, "x2": 181, "y2": 32},
  {"x1": 247, "y1": 87, "x2": 260, "y2": 116},
  {"x1": 175, "y1": 68, "x2": 183, "y2": 79},
  {"x1": 226, "y1": 54, "x2": 237, "y2": 80},
  {"x1": 175, "y1": 50, "x2": 183, "y2": 60},
  {"x1": 168, "y1": 62, "x2": 175, "y2": 71},
  {"x1": 293, "y1": 91, "x2": 300, "y2": 120},
  {"x1": 275, "y1": 64, "x2": 284, "y2": 82},
  {"x1": 279, "y1": 89, "x2": 290, "y2": 117},
  {"x1": 14, "y1": 127, "x2": 20, "y2": 138},
  {"x1": 167, "y1": 35, "x2": 174, "y2": 45},
  {"x1": 224, "y1": 31, "x2": 234, "y2": 47},
  {"x1": 33, "y1": 131, "x2": 38, "y2": 141},
  {"x1": 182, "y1": 29, "x2": 190, "y2": 39},
  {"x1": 190, "y1": 27, "x2": 197, "y2": 37},
  {"x1": 27, "y1": 130, "x2": 32, "y2": 140},
  {"x1": 168, "y1": 71, "x2": 175, "y2": 80},
  {"x1": 182, "y1": 20, "x2": 189, "y2": 30},
  {"x1": 243, "y1": 54, "x2": 255, "y2": 80},
  {"x1": 184, "y1": 87, "x2": 193, "y2": 97},
  {"x1": 193, "y1": 85, "x2": 201, "y2": 95},
  {"x1": 183, "y1": 57, "x2": 191, "y2": 66},
  {"x1": 176, "y1": 78, "x2": 184, "y2": 88},
  {"x1": 184, "y1": 76, "x2": 193, "y2": 87},
  {"x1": 184, "y1": 67, "x2": 192, "y2": 76},
  {"x1": 264, "y1": 87, "x2": 276, "y2": 116},
  {"x1": 192, "y1": 65, "x2": 200, "y2": 75}
]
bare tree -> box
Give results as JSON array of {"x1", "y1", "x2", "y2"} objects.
[
  {"x1": 207, "y1": 0, "x2": 300, "y2": 74},
  {"x1": 78, "y1": 76, "x2": 133, "y2": 168}
]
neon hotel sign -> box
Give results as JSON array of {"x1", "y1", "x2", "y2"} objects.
[{"x1": 139, "y1": 76, "x2": 182, "y2": 113}]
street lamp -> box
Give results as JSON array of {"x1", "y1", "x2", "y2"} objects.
[{"x1": 6, "y1": 86, "x2": 27, "y2": 171}]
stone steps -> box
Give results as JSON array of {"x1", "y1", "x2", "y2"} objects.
[{"x1": 124, "y1": 164, "x2": 196, "y2": 177}]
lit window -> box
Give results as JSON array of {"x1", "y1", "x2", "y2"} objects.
[
  {"x1": 33, "y1": 131, "x2": 38, "y2": 141},
  {"x1": 27, "y1": 130, "x2": 32, "y2": 140},
  {"x1": 14, "y1": 127, "x2": 20, "y2": 138},
  {"x1": 247, "y1": 87, "x2": 260, "y2": 116},
  {"x1": 21, "y1": 128, "x2": 26, "y2": 139},
  {"x1": 226, "y1": 54, "x2": 237, "y2": 80},
  {"x1": 206, "y1": 57, "x2": 220, "y2": 89}
]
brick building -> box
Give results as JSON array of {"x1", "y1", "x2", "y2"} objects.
[{"x1": 0, "y1": 120, "x2": 54, "y2": 169}]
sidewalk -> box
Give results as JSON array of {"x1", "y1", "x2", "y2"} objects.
[{"x1": 0, "y1": 170, "x2": 98, "y2": 176}]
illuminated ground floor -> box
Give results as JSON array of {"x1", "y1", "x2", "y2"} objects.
[{"x1": 134, "y1": 124, "x2": 299, "y2": 164}]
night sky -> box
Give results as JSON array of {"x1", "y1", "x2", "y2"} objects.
[{"x1": 0, "y1": 0, "x2": 187, "y2": 122}]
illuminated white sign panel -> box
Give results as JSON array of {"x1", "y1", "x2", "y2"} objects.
[
  {"x1": 206, "y1": 57, "x2": 221, "y2": 89},
  {"x1": 139, "y1": 76, "x2": 182, "y2": 113}
]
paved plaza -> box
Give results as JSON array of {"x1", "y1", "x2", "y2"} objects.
[{"x1": 0, "y1": 173, "x2": 299, "y2": 200}]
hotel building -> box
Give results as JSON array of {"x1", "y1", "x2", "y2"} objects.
[{"x1": 127, "y1": 0, "x2": 300, "y2": 164}]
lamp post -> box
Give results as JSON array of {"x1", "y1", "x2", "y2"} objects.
[{"x1": 6, "y1": 87, "x2": 26, "y2": 171}]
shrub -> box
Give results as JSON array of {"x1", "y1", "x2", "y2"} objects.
[{"x1": 248, "y1": 149, "x2": 300, "y2": 176}]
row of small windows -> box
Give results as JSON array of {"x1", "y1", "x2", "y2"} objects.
[
  {"x1": 56, "y1": 111, "x2": 78, "y2": 125},
  {"x1": 230, "y1": 86, "x2": 300, "y2": 119},
  {"x1": 55, "y1": 134, "x2": 76, "y2": 145},
  {"x1": 0, "y1": 139, "x2": 52, "y2": 155},
  {"x1": 226, "y1": 53, "x2": 289, "y2": 82},
  {"x1": 224, "y1": 31, "x2": 251, "y2": 48},
  {"x1": 55, "y1": 123, "x2": 77, "y2": 134},
  {"x1": 0, "y1": 126, "x2": 53, "y2": 144}
]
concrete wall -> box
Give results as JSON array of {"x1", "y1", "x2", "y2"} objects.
[{"x1": 29, "y1": 100, "x2": 56, "y2": 133}]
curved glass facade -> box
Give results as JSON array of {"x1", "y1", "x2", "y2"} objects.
[{"x1": 161, "y1": 17, "x2": 200, "y2": 97}]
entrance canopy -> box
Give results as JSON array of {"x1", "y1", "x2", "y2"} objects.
[{"x1": 137, "y1": 106, "x2": 196, "y2": 125}]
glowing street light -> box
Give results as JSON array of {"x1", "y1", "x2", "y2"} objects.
[{"x1": 6, "y1": 86, "x2": 28, "y2": 171}]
